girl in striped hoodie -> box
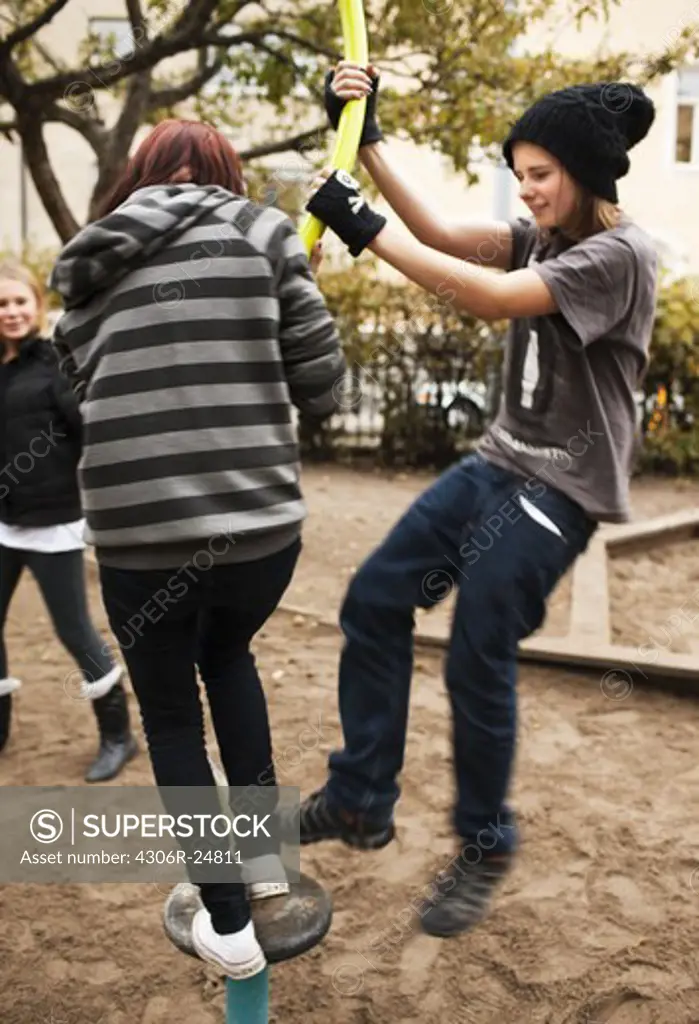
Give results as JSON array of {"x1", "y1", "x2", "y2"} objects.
[{"x1": 50, "y1": 119, "x2": 346, "y2": 979}]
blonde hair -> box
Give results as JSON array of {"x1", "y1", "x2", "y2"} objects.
[
  {"x1": 559, "y1": 189, "x2": 621, "y2": 241},
  {"x1": 0, "y1": 260, "x2": 48, "y2": 337}
]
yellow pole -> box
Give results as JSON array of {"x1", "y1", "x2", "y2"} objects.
[{"x1": 298, "y1": 0, "x2": 369, "y2": 255}]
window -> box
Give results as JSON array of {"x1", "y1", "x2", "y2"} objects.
[
  {"x1": 89, "y1": 18, "x2": 134, "y2": 60},
  {"x1": 674, "y1": 66, "x2": 699, "y2": 165}
]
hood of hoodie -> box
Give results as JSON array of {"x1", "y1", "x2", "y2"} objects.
[{"x1": 49, "y1": 183, "x2": 240, "y2": 310}]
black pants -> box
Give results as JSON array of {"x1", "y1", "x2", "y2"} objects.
[
  {"x1": 98, "y1": 538, "x2": 301, "y2": 933},
  {"x1": 0, "y1": 546, "x2": 113, "y2": 681}
]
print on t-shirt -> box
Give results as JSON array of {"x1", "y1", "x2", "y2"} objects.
[
  {"x1": 506, "y1": 319, "x2": 556, "y2": 421},
  {"x1": 521, "y1": 329, "x2": 539, "y2": 410},
  {"x1": 479, "y1": 215, "x2": 658, "y2": 523}
]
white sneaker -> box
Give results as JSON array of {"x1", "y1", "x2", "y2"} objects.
[
  {"x1": 191, "y1": 911, "x2": 266, "y2": 980},
  {"x1": 0, "y1": 677, "x2": 21, "y2": 697}
]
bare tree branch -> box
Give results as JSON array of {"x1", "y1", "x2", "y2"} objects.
[
  {"x1": 33, "y1": 39, "x2": 66, "y2": 74},
  {"x1": 25, "y1": 27, "x2": 279, "y2": 101},
  {"x1": 0, "y1": 44, "x2": 28, "y2": 105},
  {"x1": 89, "y1": 71, "x2": 151, "y2": 219},
  {"x1": 26, "y1": 38, "x2": 193, "y2": 101},
  {"x1": 26, "y1": 9, "x2": 337, "y2": 105},
  {"x1": 266, "y1": 28, "x2": 338, "y2": 60},
  {"x1": 200, "y1": 28, "x2": 338, "y2": 61},
  {"x1": 0, "y1": 104, "x2": 104, "y2": 145},
  {"x1": 239, "y1": 124, "x2": 328, "y2": 161},
  {"x1": 46, "y1": 101, "x2": 106, "y2": 150},
  {"x1": 111, "y1": 73, "x2": 152, "y2": 158},
  {"x1": 170, "y1": 0, "x2": 223, "y2": 38},
  {"x1": 0, "y1": 0, "x2": 73, "y2": 51},
  {"x1": 90, "y1": 67, "x2": 152, "y2": 218},
  {"x1": 149, "y1": 50, "x2": 224, "y2": 109},
  {"x1": 124, "y1": 0, "x2": 149, "y2": 54},
  {"x1": 125, "y1": 0, "x2": 146, "y2": 34},
  {"x1": 86, "y1": 0, "x2": 152, "y2": 218}
]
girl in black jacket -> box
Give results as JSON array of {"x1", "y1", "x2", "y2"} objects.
[{"x1": 0, "y1": 261, "x2": 137, "y2": 782}]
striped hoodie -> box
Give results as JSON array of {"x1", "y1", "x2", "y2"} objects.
[{"x1": 48, "y1": 182, "x2": 346, "y2": 569}]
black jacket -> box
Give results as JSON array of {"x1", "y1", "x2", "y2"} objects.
[{"x1": 0, "y1": 334, "x2": 82, "y2": 527}]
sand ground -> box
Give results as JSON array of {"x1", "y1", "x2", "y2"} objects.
[{"x1": 0, "y1": 465, "x2": 698, "y2": 1024}]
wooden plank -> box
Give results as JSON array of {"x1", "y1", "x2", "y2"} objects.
[
  {"x1": 517, "y1": 634, "x2": 698, "y2": 682},
  {"x1": 275, "y1": 604, "x2": 699, "y2": 686},
  {"x1": 568, "y1": 536, "x2": 610, "y2": 642},
  {"x1": 410, "y1": 627, "x2": 698, "y2": 682},
  {"x1": 602, "y1": 509, "x2": 699, "y2": 554},
  {"x1": 86, "y1": 559, "x2": 698, "y2": 691}
]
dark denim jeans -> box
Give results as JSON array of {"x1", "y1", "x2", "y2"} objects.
[
  {"x1": 326, "y1": 453, "x2": 596, "y2": 855},
  {"x1": 98, "y1": 538, "x2": 301, "y2": 933},
  {"x1": 0, "y1": 546, "x2": 113, "y2": 681}
]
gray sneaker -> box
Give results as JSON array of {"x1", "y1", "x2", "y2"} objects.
[
  {"x1": 419, "y1": 851, "x2": 514, "y2": 938},
  {"x1": 298, "y1": 788, "x2": 395, "y2": 850}
]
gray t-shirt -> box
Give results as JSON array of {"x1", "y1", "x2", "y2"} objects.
[{"x1": 477, "y1": 216, "x2": 658, "y2": 522}]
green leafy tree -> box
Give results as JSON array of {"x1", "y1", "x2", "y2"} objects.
[{"x1": 0, "y1": 0, "x2": 697, "y2": 242}]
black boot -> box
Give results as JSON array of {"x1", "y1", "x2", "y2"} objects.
[
  {"x1": 0, "y1": 694, "x2": 12, "y2": 753},
  {"x1": 0, "y1": 678, "x2": 21, "y2": 754},
  {"x1": 86, "y1": 681, "x2": 138, "y2": 783}
]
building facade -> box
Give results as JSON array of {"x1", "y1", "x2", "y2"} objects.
[{"x1": 0, "y1": 0, "x2": 698, "y2": 277}]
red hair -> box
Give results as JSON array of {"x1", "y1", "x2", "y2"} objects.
[{"x1": 96, "y1": 119, "x2": 246, "y2": 217}]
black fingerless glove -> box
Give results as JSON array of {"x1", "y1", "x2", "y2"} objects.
[
  {"x1": 324, "y1": 69, "x2": 384, "y2": 148},
  {"x1": 306, "y1": 169, "x2": 387, "y2": 257}
]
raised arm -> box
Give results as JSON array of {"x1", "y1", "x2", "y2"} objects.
[
  {"x1": 371, "y1": 222, "x2": 554, "y2": 321},
  {"x1": 360, "y1": 142, "x2": 512, "y2": 269},
  {"x1": 306, "y1": 173, "x2": 556, "y2": 323},
  {"x1": 327, "y1": 62, "x2": 512, "y2": 269}
]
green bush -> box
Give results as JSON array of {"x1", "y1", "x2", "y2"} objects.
[
  {"x1": 646, "y1": 274, "x2": 699, "y2": 403},
  {"x1": 637, "y1": 428, "x2": 699, "y2": 475},
  {"x1": 306, "y1": 258, "x2": 505, "y2": 467},
  {"x1": 315, "y1": 263, "x2": 699, "y2": 475},
  {"x1": 635, "y1": 273, "x2": 699, "y2": 474}
]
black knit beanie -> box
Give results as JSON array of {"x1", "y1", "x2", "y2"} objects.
[{"x1": 502, "y1": 82, "x2": 655, "y2": 203}]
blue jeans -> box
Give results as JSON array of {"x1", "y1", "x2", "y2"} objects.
[{"x1": 326, "y1": 453, "x2": 596, "y2": 854}]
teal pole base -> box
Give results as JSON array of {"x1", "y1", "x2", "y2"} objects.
[
  {"x1": 225, "y1": 969, "x2": 269, "y2": 1023},
  {"x1": 164, "y1": 877, "x2": 332, "y2": 1022},
  {"x1": 162, "y1": 761, "x2": 332, "y2": 1021}
]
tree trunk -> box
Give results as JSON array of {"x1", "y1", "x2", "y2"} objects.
[
  {"x1": 88, "y1": 157, "x2": 129, "y2": 224},
  {"x1": 88, "y1": 71, "x2": 151, "y2": 222},
  {"x1": 18, "y1": 107, "x2": 79, "y2": 243}
]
